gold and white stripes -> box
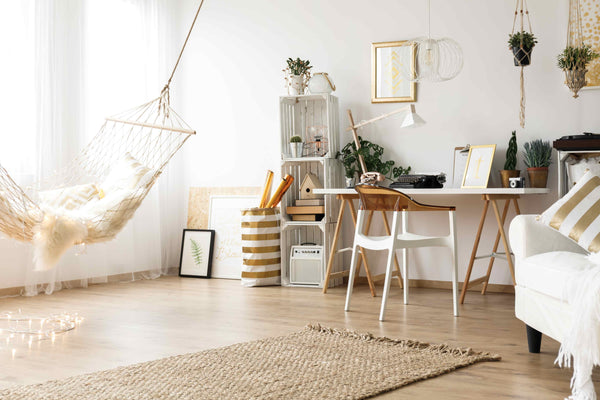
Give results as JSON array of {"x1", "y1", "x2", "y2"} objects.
[
  {"x1": 240, "y1": 208, "x2": 281, "y2": 287},
  {"x1": 541, "y1": 171, "x2": 600, "y2": 252}
]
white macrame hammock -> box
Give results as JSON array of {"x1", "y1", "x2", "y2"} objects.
[{"x1": 0, "y1": 1, "x2": 205, "y2": 271}]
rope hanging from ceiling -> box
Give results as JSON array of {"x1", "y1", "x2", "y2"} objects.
[{"x1": 511, "y1": 0, "x2": 533, "y2": 128}]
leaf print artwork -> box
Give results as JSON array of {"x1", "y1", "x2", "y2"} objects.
[{"x1": 190, "y1": 238, "x2": 203, "y2": 266}]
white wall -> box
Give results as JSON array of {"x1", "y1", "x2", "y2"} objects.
[{"x1": 174, "y1": 0, "x2": 600, "y2": 285}]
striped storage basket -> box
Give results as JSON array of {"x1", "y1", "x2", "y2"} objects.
[{"x1": 240, "y1": 208, "x2": 281, "y2": 287}]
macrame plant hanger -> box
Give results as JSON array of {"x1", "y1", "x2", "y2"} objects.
[
  {"x1": 565, "y1": 0, "x2": 587, "y2": 98},
  {"x1": 511, "y1": 0, "x2": 533, "y2": 128}
]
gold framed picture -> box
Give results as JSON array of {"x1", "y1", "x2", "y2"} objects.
[
  {"x1": 371, "y1": 40, "x2": 416, "y2": 103},
  {"x1": 461, "y1": 145, "x2": 496, "y2": 189}
]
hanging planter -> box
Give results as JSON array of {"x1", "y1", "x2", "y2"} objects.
[
  {"x1": 508, "y1": 31, "x2": 537, "y2": 67},
  {"x1": 559, "y1": 0, "x2": 600, "y2": 98},
  {"x1": 509, "y1": 1, "x2": 535, "y2": 128}
]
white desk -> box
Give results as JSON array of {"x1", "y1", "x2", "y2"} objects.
[{"x1": 314, "y1": 187, "x2": 550, "y2": 303}]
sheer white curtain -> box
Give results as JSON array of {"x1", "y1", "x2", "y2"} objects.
[{"x1": 0, "y1": 0, "x2": 185, "y2": 295}]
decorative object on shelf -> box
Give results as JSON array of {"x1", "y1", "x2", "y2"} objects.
[
  {"x1": 241, "y1": 208, "x2": 281, "y2": 287},
  {"x1": 523, "y1": 139, "x2": 552, "y2": 188},
  {"x1": 344, "y1": 105, "x2": 420, "y2": 184},
  {"x1": 371, "y1": 41, "x2": 416, "y2": 103},
  {"x1": 559, "y1": 0, "x2": 600, "y2": 98},
  {"x1": 289, "y1": 135, "x2": 304, "y2": 158},
  {"x1": 266, "y1": 175, "x2": 294, "y2": 208},
  {"x1": 509, "y1": 0, "x2": 536, "y2": 128},
  {"x1": 308, "y1": 72, "x2": 336, "y2": 94},
  {"x1": 400, "y1": 0, "x2": 463, "y2": 82},
  {"x1": 500, "y1": 131, "x2": 521, "y2": 188},
  {"x1": 304, "y1": 125, "x2": 329, "y2": 157},
  {"x1": 299, "y1": 173, "x2": 323, "y2": 200},
  {"x1": 461, "y1": 145, "x2": 496, "y2": 189},
  {"x1": 283, "y1": 57, "x2": 312, "y2": 95},
  {"x1": 179, "y1": 229, "x2": 215, "y2": 278}
]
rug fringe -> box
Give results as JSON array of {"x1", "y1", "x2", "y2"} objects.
[{"x1": 305, "y1": 323, "x2": 501, "y2": 361}]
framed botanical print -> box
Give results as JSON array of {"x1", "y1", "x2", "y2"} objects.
[
  {"x1": 179, "y1": 229, "x2": 215, "y2": 278},
  {"x1": 371, "y1": 40, "x2": 416, "y2": 103},
  {"x1": 461, "y1": 145, "x2": 496, "y2": 189}
]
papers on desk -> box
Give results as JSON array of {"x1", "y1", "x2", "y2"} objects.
[{"x1": 452, "y1": 146, "x2": 470, "y2": 188}]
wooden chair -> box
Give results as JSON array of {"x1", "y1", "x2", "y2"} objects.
[{"x1": 344, "y1": 184, "x2": 458, "y2": 320}]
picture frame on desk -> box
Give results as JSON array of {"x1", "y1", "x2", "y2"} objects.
[
  {"x1": 461, "y1": 145, "x2": 496, "y2": 189},
  {"x1": 371, "y1": 40, "x2": 416, "y2": 103}
]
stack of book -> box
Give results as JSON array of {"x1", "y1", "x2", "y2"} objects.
[{"x1": 286, "y1": 199, "x2": 325, "y2": 221}]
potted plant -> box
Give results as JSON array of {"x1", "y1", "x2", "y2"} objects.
[
  {"x1": 508, "y1": 31, "x2": 537, "y2": 66},
  {"x1": 557, "y1": 44, "x2": 600, "y2": 97},
  {"x1": 336, "y1": 145, "x2": 358, "y2": 187},
  {"x1": 500, "y1": 131, "x2": 520, "y2": 188},
  {"x1": 523, "y1": 139, "x2": 552, "y2": 188},
  {"x1": 284, "y1": 58, "x2": 312, "y2": 96},
  {"x1": 289, "y1": 135, "x2": 303, "y2": 158}
]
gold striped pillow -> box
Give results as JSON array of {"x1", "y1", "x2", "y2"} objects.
[{"x1": 539, "y1": 170, "x2": 600, "y2": 252}]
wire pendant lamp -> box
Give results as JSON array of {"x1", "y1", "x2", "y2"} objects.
[{"x1": 405, "y1": 0, "x2": 464, "y2": 82}]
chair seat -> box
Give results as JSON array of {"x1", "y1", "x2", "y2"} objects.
[
  {"x1": 396, "y1": 232, "x2": 447, "y2": 248},
  {"x1": 517, "y1": 251, "x2": 594, "y2": 301}
]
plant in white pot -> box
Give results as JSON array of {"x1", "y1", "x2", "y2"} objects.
[
  {"x1": 284, "y1": 57, "x2": 312, "y2": 96},
  {"x1": 289, "y1": 135, "x2": 304, "y2": 158},
  {"x1": 523, "y1": 139, "x2": 552, "y2": 188}
]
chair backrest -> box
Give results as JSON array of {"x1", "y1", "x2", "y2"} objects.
[{"x1": 354, "y1": 184, "x2": 455, "y2": 212}]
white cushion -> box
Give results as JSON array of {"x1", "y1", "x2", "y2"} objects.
[
  {"x1": 539, "y1": 170, "x2": 600, "y2": 253},
  {"x1": 39, "y1": 183, "x2": 100, "y2": 211},
  {"x1": 567, "y1": 156, "x2": 600, "y2": 188},
  {"x1": 517, "y1": 251, "x2": 595, "y2": 301},
  {"x1": 101, "y1": 153, "x2": 150, "y2": 192}
]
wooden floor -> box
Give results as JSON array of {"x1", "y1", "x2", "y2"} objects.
[{"x1": 0, "y1": 277, "x2": 594, "y2": 399}]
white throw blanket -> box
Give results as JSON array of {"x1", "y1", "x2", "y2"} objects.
[{"x1": 557, "y1": 256, "x2": 600, "y2": 400}]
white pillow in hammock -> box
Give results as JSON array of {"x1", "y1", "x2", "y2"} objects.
[
  {"x1": 101, "y1": 153, "x2": 150, "y2": 192},
  {"x1": 38, "y1": 184, "x2": 101, "y2": 211}
]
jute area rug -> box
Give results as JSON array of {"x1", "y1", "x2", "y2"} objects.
[{"x1": 0, "y1": 324, "x2": 500, "y2": 400}]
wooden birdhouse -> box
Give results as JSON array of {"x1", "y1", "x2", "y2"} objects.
[{"x1": 299, "y1": 173, "x2": 323, "y2": 200}]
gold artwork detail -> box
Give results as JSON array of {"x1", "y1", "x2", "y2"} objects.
[
  {"x1": 383, "y1": 50, "x2": 404, "y2": 95},
  {"x1": 573, "y1": 0, "x2": 600, "y2": 87},
  {"x1": 187, "y1": 187, "x2": 262, "y2": 229}
]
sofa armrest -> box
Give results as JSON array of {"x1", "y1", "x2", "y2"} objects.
[{"x1": 509, "y1": 214, "x2": 588, "y2": 259}]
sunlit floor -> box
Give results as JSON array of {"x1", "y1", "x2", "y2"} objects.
[{"x1": 0, "y1": 277, "x2": 594, "y2": 399}]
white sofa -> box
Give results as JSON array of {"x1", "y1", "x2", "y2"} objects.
[{"x1": 509, "y1": 214, "x2": 591, "y2": 352}]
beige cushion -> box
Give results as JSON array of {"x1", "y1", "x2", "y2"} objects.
[
  {"x1": 517, "y1": 251, "x2": 595, "y2": 301},
  {"x1": 39, "y1": 184, "x2": 101, "y2": 211},
  {"x1": 539, "y1": 170, "x2": 600, "y2": 253}
]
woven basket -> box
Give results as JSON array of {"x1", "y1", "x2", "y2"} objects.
[{"x1": 240, "y1": 208, "x2": 281, "y2": 287}]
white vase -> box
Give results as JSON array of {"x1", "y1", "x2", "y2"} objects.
[
  {"x1": 288, "y1": 75, "x2": 305, "y2": 96},
  {"x1": 308, "y1": 72, "x2": 335, "y2": 94}
]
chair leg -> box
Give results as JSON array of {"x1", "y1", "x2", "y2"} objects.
[
  {"x1": 344, "y1": 244, "x2": 361, "y2": 311},
  {"x1": 402, "y1": 249, "x2": 409, "y2": 305},
  {"x1": 379, "y1": 243, "x2": 397, "y2": 321},
  {"x1": 449, "y1": 210, "x2": 459, "y2": 317},
  {"x1": 526, "y1": 325, "x2": 542, "y2": 353}
]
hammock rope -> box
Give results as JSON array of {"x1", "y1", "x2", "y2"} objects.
[{"x1": 0, "y1": 1, "x2": 205, "y2": 270}]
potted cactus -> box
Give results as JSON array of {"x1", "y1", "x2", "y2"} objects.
[
  {"x1": 289, "y1": 135, "x2": 303, "y2": 158},
  {"x1": 500, "y1": 131, "x2": 520, "y2": 188},
  {"x1": 523, "y1": 139, "x2": 552, "y2": 188}
]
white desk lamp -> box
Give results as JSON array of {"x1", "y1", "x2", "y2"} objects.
[{"x1": 346, "y1": 104, "x2": 425, "y2": 184}]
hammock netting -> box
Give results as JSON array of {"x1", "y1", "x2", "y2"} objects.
[{"x1": 0, "y1": 91, "x2": 194, "y2": 269}]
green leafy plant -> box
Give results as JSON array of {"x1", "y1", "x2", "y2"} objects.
[
  {"x1": 503, "y1": 131, "x2": 518, "y2": 170},
  {"x1": 557, "y1": 45, "x2": 600, "y2": 70},
  {"x1": 286, "y1": 58, "x2": 312, "y2": 76},
  {"x1": 290, "y1": 135, "x2": 302, "y2": 143},
  {"x1": 190, "y1": 239, "x2": 203, "y2": 266},
  {"x1": 508, "y1": 31, "x2": 537, "y2": 51},
  {"x1": 336, "y1": 137, "x2": 411, "y2": 180},
  {"x1": 523, "y1": 140, "x2": 552, "y2": 168}
]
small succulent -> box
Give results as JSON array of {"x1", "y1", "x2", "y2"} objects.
[
  {"x1": 523, "y1": 139, "x2": 552, "y2": 168},
  {"x1": 286, "y1": 58, "x2": 312, "y2": 76},
  {"x1": 557, "y1": 45, "x2": 600, "y2": 70},
  {"x1": 508, "y1": 31, "x2": 537, "y2": 51},
  {"x1": 290, "y1": 135, "x2": 302, "y2": 143}
]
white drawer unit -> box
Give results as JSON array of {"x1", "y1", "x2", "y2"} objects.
[{"x1": 289, "y1": 245, "x2": 323, "y2": 286}]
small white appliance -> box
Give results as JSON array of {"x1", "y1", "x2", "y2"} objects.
[{"x1": 289, "y1": 245, "x2": 323, "y2": 286}]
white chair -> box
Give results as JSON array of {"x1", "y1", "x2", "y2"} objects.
[{"x1": 344, "y1": 184, "x2": 459, "y2": 320}]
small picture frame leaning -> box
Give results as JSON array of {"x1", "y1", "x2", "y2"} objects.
[
  {"x1": 461, "y1": 145, "x2": 496, "y2": 189},
  {"x1": 179, "y1": 229, "x2": 215, "y2": 278}
]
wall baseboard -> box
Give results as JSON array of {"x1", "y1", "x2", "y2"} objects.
[{"x1": 354, "y1": 276, "x2": 514, "y2": 294}]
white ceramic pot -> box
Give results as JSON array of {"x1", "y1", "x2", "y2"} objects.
[
  {"x1": 308, "y1": 72, "x2": 336, "y2": 94},
  {"x1": 288, "y1": 75, "x2": 305, "y2": 96}
]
